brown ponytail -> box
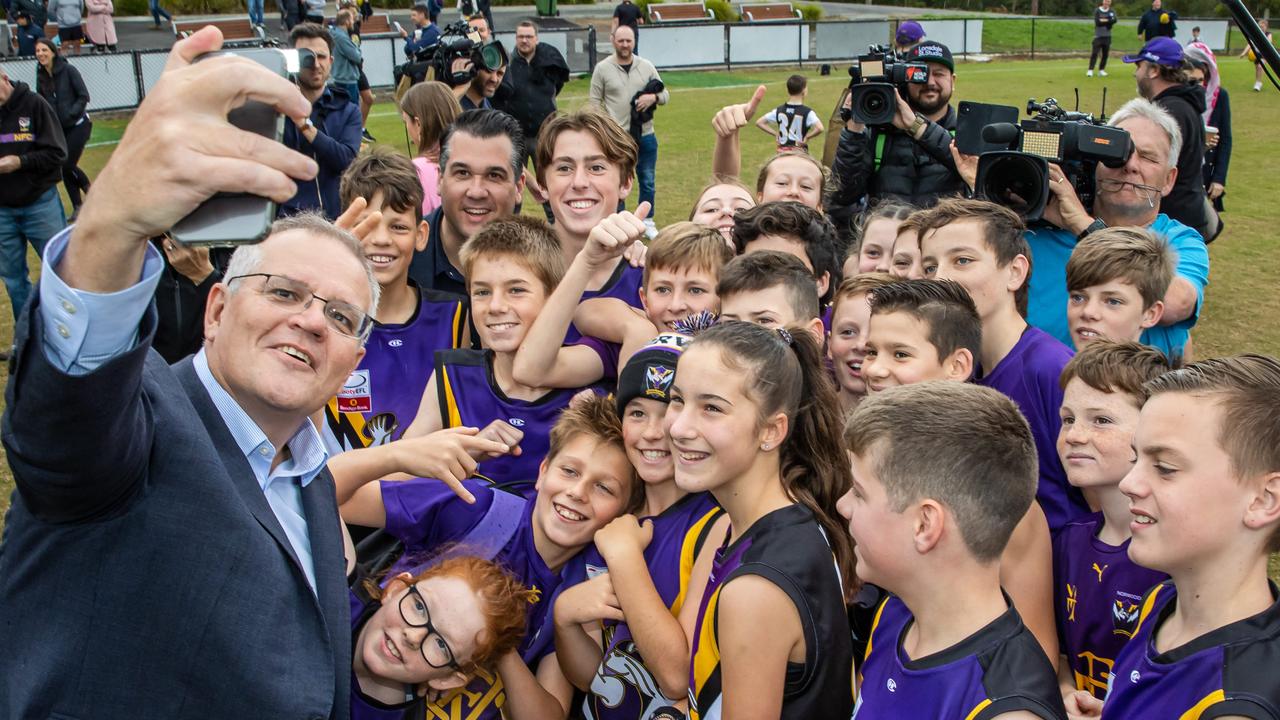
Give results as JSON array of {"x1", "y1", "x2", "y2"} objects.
[{"x1": 693, "y1": 322, "x2": 857, "y2": 596}]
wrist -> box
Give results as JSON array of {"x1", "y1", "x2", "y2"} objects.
[{"x1": 1076, "y1": 217, "x2": 1106, "y2": 239}]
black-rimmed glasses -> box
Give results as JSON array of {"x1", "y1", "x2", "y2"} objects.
[
  {"x1": 227, "y1": 273, "x2": 373, "y2": 340},
  {"x1": 399, "y1": 585, "x2": 460, "y2": 670}
]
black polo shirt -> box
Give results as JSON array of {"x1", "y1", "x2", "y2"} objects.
[{"x1": 408, "y1": 207, "x2": 467, "y2": 296}]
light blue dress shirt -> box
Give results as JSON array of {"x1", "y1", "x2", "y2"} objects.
[{"x1": 38, "y1": 227, "x2": 329, "y2": 592}]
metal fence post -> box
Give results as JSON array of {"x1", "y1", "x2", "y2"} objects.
[
  {"x1": 963, "y1": 18, "x2": 968, "y2": 56},
  {"x1": 1030, "y1": 17, "x2": 1036, "y2": 59},
  {"x1": 133, "y1": 51, "x2": 146, "y2": 103},
  {"x1": 587, "y1": 25, "x2": 597, "y2": 71}
]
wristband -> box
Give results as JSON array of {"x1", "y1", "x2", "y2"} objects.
[{"x1": 1078, "y1": 218, "x2": 1107, "y2": 240}]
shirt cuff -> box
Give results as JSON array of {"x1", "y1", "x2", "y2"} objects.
[{"x1": 39, "y1": 226, "x2": 165, "y2": 375}]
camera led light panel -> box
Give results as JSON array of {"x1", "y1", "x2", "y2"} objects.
[{"x1": 1021, "y1": 130, "x2": 1063, "y2": 161}]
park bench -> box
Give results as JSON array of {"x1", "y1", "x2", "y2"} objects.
[
  {"x1": 648, "y1": 2, "x2": 714, "y2": 22},
  {"x1": 358, "y1": 13, "x2": 396, "y2": 36},
  {"x1": 739, "y1": 3, "x2": 800, "y2": 21},
  {"x1": 173, "y1": 18, "x2": 265, "y2": 44}
]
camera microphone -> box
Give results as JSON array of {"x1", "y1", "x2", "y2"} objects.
[{"x1": 982, "y1": 123, "x2": 1021, "y2": 145}]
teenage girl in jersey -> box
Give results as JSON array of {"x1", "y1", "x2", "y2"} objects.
[
  {"x1": 667, "y1": 321, "x2": 856, "y2": 719},
  {"x1": 350, "y1": 556, "x2": 536, "y2": 719}
]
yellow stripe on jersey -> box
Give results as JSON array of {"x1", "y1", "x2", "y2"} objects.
[
  {"x1": 326, "y1": 396, "x2": 371, "y2": 449},
  {"x1": 451, "y1": 302, "x2": 466, "y2": 349},
  {"x1": 671, "y1": 507, "x2": 723, "y2": 616},
  {"x1": 1178, "y1": 689, "x2": 1226, "y2": 719},
  {"x1": 858, "y1": 597, "x2": 892, "y2": 686},
  {"x1": 964, "y1": 699, "x2": 993, "y2": 720},
  {"x1": 441, "y1": 366, "x2": 463, "y2": 428},
  {"x1": 690, "y1": 583, "x2": 726, "y2": 720},
  {"x1": 1133, "y1": 584, "x2": 1168, "y2": 638}
]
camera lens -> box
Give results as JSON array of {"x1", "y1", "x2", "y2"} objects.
[
  {"x1": 480, "y1": 43, "x2": 504, "y2": 70},
  {"x1": 981, "y1": 154, "x2": 1048, "y2": 217}
]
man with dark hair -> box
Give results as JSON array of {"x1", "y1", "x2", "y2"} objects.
[
  {"x1": 408, "y1": 109, "x2": 526, "y2": 294},
  {"x1": 830, "y1": 40, "x2": 963, "y2": 210},
  {"x1": 1086, "y1": 0, "x2": 1117, "y2": 77},
  {"x1": 0, "y1": 67, "x2": 66, "y2": 333},
  {"x1": 400, "y1": 2, "x2": 440, "y2": 57},
  {"x1": 732, "y1": 201, "x2": 842, "y2": 305},
  {"x1": 455, "y1": 38, "x2": 507, "y2": 111},
  {"x1": 1125, "y1": 36, "x2": 1208, "y2": 238},
  {"x1": 280, "y1": 23, "x2": 362, "y2": 220},
  {"x1": 494, "y1": 21, "x2": 569, "y2": 200}
]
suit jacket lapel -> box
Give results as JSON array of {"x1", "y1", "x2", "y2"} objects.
[{"x1": 173, "y1": 358, "x2": 306, "y2": 575}]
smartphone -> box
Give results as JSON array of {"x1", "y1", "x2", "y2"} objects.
[
  {"x1": 956, "y1": 101, "x2": 1020, "y2": 156},
  {"x1": 170, "y1": 48, "x2": 301, "y2": 247}
]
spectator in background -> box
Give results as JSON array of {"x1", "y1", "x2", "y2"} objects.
[
  {"x1": 590, "y1": 24, "x2": 667, "y2": 232},
  {"x1": 1189, "y1": 25, "x2": 1201, "y2": 43},
  {"x1": 148, "y1": 0, "x2": 172, "y2": 29},
  {"x1": 0, "y1": 67, "x2": 66, "y2": 325},
  {"x1": 85, "y1": 0, "x2": 118, "y2": 52},
  {"x1": 303, "y1": 0, "x2": 325, "y2": 24},
  {"x1": 467, "y1": 13, "x2": 490, "y2": 40},
  {"x1": 330, "y1": 9, "x2": 363, "y2": 109},
  {"x1": 246, "y1": 0, "x2": 265, "y2": 29},
  {"x1": 401, "y1": 2, "x2": 440, "y2": 58},
  {"x1": 34, "y1": 38, "x2": 92, "y2": 219},
  {"x1": 1126, "y1": 37, "x2": 1209, "y2": 240},
  {"x1": 494, "y1": 20, "x2": 569, "y2": 203},
  {"x1": 1087, "y1": 0, "x2": 1117, "y2": 77},
  {"x1": 14, "y1": 0, "x2": 48, "y2": 31},
  {"x1": 612, "y1": 0, "x2": 642, "y2": 50},
  {"x1": 1185, "y1": 42, "x2": 1230, "y2": 241},
  {"x1": 757, "y1": 74, "x2": 824, "y2": 150},
  {"x1": 279, "y1": 23, "x2": 362, "y2": 219},
  {"x1": 1241, "y1": 18, "x2": 1272, "y2": 92},
  {"x1": 399, "y1": 80, "x2": 462, "y2": 216},
  {"x1": 1138, "y1": 0, "x2": 1176, "y2": 41},
  {"x1": 13, "y1": 13, "x2": 42, "y2": 56},
  {"x1": 894, "y1": 19, "x2": 924, "y2": 52},
  {"x1": 50, "y1": 0, "x2": 85, "y2": 54}
]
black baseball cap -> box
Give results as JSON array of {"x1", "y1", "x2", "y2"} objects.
[{"x1": 908, "y1": 40, "x2": 954, "y2": 72}]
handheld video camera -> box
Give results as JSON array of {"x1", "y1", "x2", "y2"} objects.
[
  {"x1": 966, "y1": 97, "x2": 1133, "y2": 222},
  {"x1": 843, "y1": 45, "x2": 929, "y2": 126},
  {"x1": 395, "y1": 21, "x2": 507, "y2": 89}
]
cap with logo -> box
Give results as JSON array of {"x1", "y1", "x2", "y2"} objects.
[
  {"x1": 895, "y1": 20, "x2": 925, "y2": 46},
  {"x1": 615, "y1": 332, "x2": 691, "y2": 416},
  {"x1": 1123, "y1": 36, "x2": 1184, "y2": 66},
  {"x1": 908, "y1": 40, "x2": 954, "y2": 72}
]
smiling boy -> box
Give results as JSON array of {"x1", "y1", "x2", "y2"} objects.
[
  {"x1": 861, "y1": 279, "x2": 980, "y2": 393},
  {"x1": 717, "y1": 250, "x2": 825, "y2": 342},
  {"x1": 324, "y1": 148, "x2": 468, "y2": 453},
  {"x1": 1064, "y1": 227, "x2": 1174, "y2": 352}
]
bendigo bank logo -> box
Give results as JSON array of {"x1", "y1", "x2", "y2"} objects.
[{"x1": 337, "y1": 370, "x2": 372, "y2": 413}]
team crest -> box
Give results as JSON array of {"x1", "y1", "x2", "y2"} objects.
[
  {"x1": 645, "y1": 364, "x2": 674, "y2": 398},
  {"x1": 18, "y1": 116, "x2": 31, "y2": 131},
  {"x1": 1112, "y1": 599, "x2": 1141, "y2": 637}
]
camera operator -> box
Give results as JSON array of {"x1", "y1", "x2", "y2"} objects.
[
  {"x1": 279, "y1": 23, "x2": 362, "y2": 220},
  {"x1": 454, "y1": 45, "x2": 506, "y2": 111},
  {"x1": 952, "y1": 98, "x2": 1207, "y2": 360},
  {"x1": 830, "y1": 40, "x2": 964, "y2": 212},
  {"x1": 1125, "y1": 37, "x2": 1210, "y2": 240}
]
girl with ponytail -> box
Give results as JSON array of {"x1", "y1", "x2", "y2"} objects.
[{"x1": 666, "y1": 320, "x2": 855, "y2": 720}]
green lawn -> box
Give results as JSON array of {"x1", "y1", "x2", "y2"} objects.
[{"x1": 3, "y1": 59, "x2": 1280, "y2": 581}]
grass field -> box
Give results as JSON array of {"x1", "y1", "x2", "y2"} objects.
[{"x1": 2, "y1": 58, "x2": 1279, "y2": 580}]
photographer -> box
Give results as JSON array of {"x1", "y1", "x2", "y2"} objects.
[
  {"x1": 279, "y1": 22, "x2": 362, "y2": 220},
  {"x1": 952, "y1": 98, "x2": 1207, "y2": 360},
  {"x1": 830, "y1": 40, "x2": 963, "y2": 212},
  {"x1": 1125, "y1": 37, "x2": 1210, "y2": 240},
  {"x1": 453, "y1": 41, "x2": 507, "y2": 111}
]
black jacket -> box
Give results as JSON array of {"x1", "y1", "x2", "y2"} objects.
[
  {"x1": 150, "y1": 240, "x2": 229, "y2": 364},
  {"x1": 36, "y1": 55, "x2": 90, "y2": 130},
  {"x1": 279, "y1": 85, "x2": 362, "y2": 220},
  {"x1": 1203, "y1": 87, "x2": 1231, "y2": 210},
  {"x1": 629, "y1": 78, "x2": 665, "y2": 146},
  {"x1": 13, "y1": 0, "x2": 48, "y2": 28},
  {"x1": 1138, "y1": 8, "x2": 1177, "y2": 40},
  {"x1": 493, "y1": 43, "x2": 569, "y2": 150},
  {"x1": 830, "y1": 104, "x2": 962, "y2": 212},
  {"x1": 0, "y1": 81, "x2": 67, "y2": 207},
  {"x1": 1154, "y1": 83, "x2": 1208, "y2": 233}
]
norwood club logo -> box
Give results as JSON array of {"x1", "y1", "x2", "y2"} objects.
[
  {"x1": 18, "y1": 116, "x2": 31, "y2": 131},
  {"x1": 337, "y1": 369, "x2": 371, "y2": 412},
  {"x1": 644, "y1": 364, "x2": 674, "y2": 398}
]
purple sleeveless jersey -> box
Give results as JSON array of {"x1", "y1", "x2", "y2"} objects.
[
  {"x1": 379, "y1": 478, "x2": 591, "y2": 720},
  {"x1": 1102, "y1": 581, "x2": 1280, "y2": 719},
  {"x1": 324, "y1": 288, "x2": 466, "y2": 454},
  {"x1": 1052, "y1": 513, "x2": 1168, "y2": 700},
  {"x1": 434, "y1": 348, "x2": 587, "y2": 497},
  {"x1": 977, "y1": 326, "x2": 1090, "y2": 532},
  {"x1": 566, "y1": 260, "x2": 646, "y2": 344},
  {"x1": 582, "y1": 493, "x2": 723, "y2": 720},
  {"x1": 854, "y1": 595, "x2": 1066, "y2": 719}
]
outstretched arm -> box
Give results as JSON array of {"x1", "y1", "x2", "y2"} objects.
[{"x1": 711, "y1": 84, "x2": 767, "y2": 179}]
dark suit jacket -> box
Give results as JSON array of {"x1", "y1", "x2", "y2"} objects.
[{"x1": 0, "y1": 296, "x2": 351, "y2": 720}]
